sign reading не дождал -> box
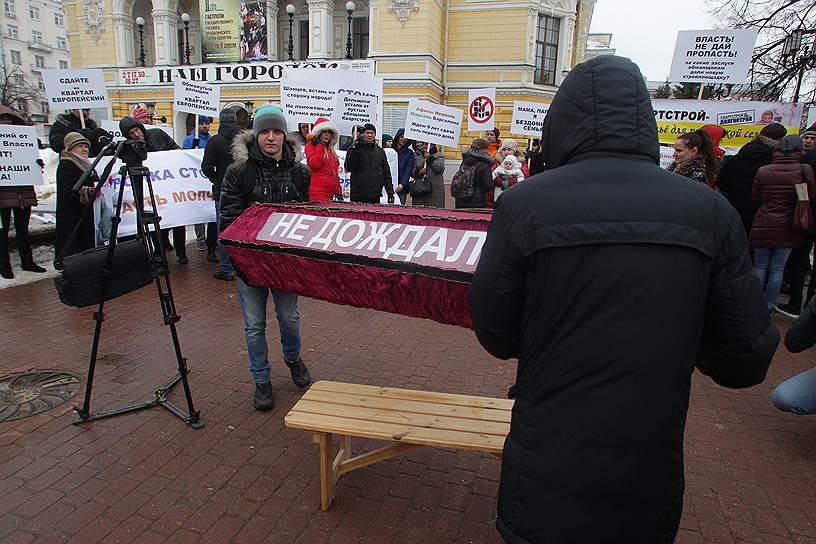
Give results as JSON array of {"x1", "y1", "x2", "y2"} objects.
[
  {"x1": 0, "y1": 126, "x2": 42, "y2": 187},
  {"x1": 173, "y1": 79, "x2": 221, "y2": 118},
  {"x1": 668, "y1": 29, "x2": 758, "y2": 85},
  {"x1": 42, "y1": 69, "x2": 110, "y2": 111}
]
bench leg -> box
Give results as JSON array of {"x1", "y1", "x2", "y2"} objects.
[{"x1": 317, "y1": 432, "x2": 334, "y2": 511}]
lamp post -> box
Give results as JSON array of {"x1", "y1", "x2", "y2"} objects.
[
  {"x1": 181, "y1": 12, "x2": 191, "y2": 64},
  {"x1": 345, "y1": 1, "x2": 355, "y2": 59},
  {"x1": 286, "y1": 4, "x2": 295, "y2": 61},
  {"x1": 781, "y1": 28, "x2": 816, "y2": 103},
  {"x1": 136, "y1": 16, "x2": 146, "y2": 67}
]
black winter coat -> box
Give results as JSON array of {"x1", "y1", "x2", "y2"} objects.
[
  {"x1": 201, "y1": 121, "x2": 242, "y2": 200},
  {"x1": 219, "y1": 131, "x2": 310, "y2": 235},
  {"x1": 468, "y1": 55, "x2": 778, "y2": 544},
  {"x1": 454, "y1": 148, "x2": 494, "y2": 209},
  {"x1": 716, "y1": 139, "x2": 775, "y2": 235},
  {"x1": 344, "y1": 139, "x2": 393, "y2": 201},
  {"x1": 55, "y1": 159, "x2": 97, "y2": 258},
  {"x1": 49, "y1": 113, "x2": 98, "y2": 154},
  {"x1": 118, "y1": 116, "x2": 179, "y2": 152}
]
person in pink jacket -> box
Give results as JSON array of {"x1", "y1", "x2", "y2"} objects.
[{"x1": 304, "y1": 117, "x2": 343, "y2": 201}]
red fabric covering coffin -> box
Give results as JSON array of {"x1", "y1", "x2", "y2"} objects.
[{"x1": 220, "y1": 202, "x2": 492, "y2": 328}]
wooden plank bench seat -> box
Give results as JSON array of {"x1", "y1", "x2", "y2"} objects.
[{"x1": 284, "y1": 380, "x2": 514, "y2": 511}]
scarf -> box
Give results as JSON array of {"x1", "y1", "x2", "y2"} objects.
[
  {"x1": 667, "y1": 154, "x2": 706, "y2": 179},
  {"x1": 60, "y1": 150, "x2": 91, "y2": 173}
]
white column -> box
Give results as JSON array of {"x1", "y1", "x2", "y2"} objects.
[
  {"x1": 266, "y1": 1, "x2": 279, "y2": 60},
  {"x1": 306, "y1": 0, "x2": 333, "y2": 59},
  {"x1": 152, "y1": 8, "x2": 179, "y2": 65},
  {"x1": 367, "y1": 0, "x2": 378, "y2": 56},
  {"x1": 112, "y1": 15, "x2": 136, "y2": 66}
]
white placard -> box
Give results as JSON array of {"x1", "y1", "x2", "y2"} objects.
[
  {"x1": 510, "y1": 100, "x2": 551, "y2": 137},
  {"x1": 173, "y1": 79, "x2": 220, "y2": 117},
  {"x1": 668, "y1": 29, "x2": 758, "y2": 85},
  {"x1": 0, "y1": 126, "x2": 43, "y2": 186},
  {"x1": 332, "y1": 93, "x2": 377, "y2": 136},
  {"x1": 403, "y1": 100, "x2": 463, "y2": 148},
  {"x1": 467, "y1": 88, "x2": 496, "y2": 132},
  {"x1": 660, "y1": 145, "x2": 675, "y2": 169},
  {"x1": 42, "y1": 69, "x2": 109, "y2": 110},
  {"x1": 100, "y1": 120, "x2": 175, "y2": 142},
  {"x1": 279, "y1": 79, "x2": 338, "y2": 126}
]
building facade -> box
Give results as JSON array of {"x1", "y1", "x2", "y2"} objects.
[
  {"x1": 64, "y1": 0, "x2": 597, "y2": 148},
  {"x1": 0, "y1": 0, "x2": 71, "y2": 130}
]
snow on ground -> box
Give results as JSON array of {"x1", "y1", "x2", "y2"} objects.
[{"x1": 0, "y1": 244, "x2": 59, "y2": 290}]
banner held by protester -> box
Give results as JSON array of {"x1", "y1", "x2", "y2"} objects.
[
  {"x1": 510, "y1": 101, "x2": 551, "y2": 137},
  {"x1": 42, "y1": 69, "x2": 110, "y2": 111},
  {"x1": 0, "y1": 126, "x2": 43, "y2": 187},
  {"x1": 403, "y1": 100, "x2": 463, "y2": 148},
  {"x1": 668, "y1": 29, "x2": 758, "y2": 85}
]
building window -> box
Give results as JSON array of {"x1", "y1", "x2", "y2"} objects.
[
  {"x1": 28, "y1": 5, "x2": 39, "y2": 20},
  {"x1": 534, "y1": 15, "x2": 560, "y2": 86},
  {"x1": 298, "y1": 20, "x2": 308, "y2": 60},
  {"x1": 35, "y1": 55, "x2": 45, "y2": 68},
  {"x1": 7, "y1": 24, "x2": 17, "y2": 38},
  {"x1": 37, "y1": 77, "x2": 44, "y2": 90},
  {"x1": 59, "y1": 60, "x2": 68, "y2": 69},
  {"x1": 56, "y1": 36, "x2": 66, "y2": 49},
  {"x1": 54, "y1": 12, "x2": 64, "y2": 26},
  {"x1": 352, "y1": 18, "x2": 368, "y2": 59},
  {"x1": 40, "y1": 101, "x2": 49, "y2": 114},
  {"x1": 10, "y1": 50, "x2": 21, "y2": 65},
  {"x1": 17, "y1": 99, "x2": 27, "y2": 113},
  {"x1": 4, "y1": 0, "x2": 14, "y2": 17},
  {"x1": 32, "y1": 30, "x2": 43, "y2": 45}
]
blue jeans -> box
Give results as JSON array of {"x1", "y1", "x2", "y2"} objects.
[
  {"x1": 236, "y1": 277, "x2": 301, "y2": 384},
  {"x1": 215, "y1": 200, "x2": 234, "y2": 276},
  {"x1": 753, "y1": 247, "x2": 793, "y2": 309},
  {"x1": 772, "y1": 367, "x2": 816, "y2": 415}
]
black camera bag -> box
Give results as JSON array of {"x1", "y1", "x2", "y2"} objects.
[{"x1": 54, "y1": 239, "x2": 153, "y2": 308}]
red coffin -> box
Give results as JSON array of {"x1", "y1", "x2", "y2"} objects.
[{"x1": 220, "y1": 202, "x2": 493, "y2": 328}]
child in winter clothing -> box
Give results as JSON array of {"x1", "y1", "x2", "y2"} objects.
[{"x1": 491, "y1": 155, "x2": 525, "y2": 206}]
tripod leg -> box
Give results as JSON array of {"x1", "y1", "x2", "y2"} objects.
[
  {"x1": 168, "y1": 323, "x2": 202, "y2": 428},
  {"x1": 74, "y1": 305, "x2": 105, "y2": 423}
]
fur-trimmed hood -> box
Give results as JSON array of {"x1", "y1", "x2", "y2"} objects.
[
  {"x1": 310, "y1": 118, "x2": 339, "y2": 149},
  {"x1": 231, "y1": 129, "x2": 304, "y2": 170}
]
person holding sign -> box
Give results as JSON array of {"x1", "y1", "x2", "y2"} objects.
[
  {"x1": 49, "y1": 109, "x2": 98, "y2": 154},
  {"x1": 305, "y1": 117, "x2": 343, "y2": 201},
  {"x1": 55, "y1": 132, "x2": 98, "y2": 259},
  {"x1": 0, "y1": 107, "x2": 46, "y2": 278},
  {"x1": 344, "y1": 123, "x2": 394, "y2": 205},
  {"x1": 219, "y1": 105, "x2": 312, "y2": 412}
]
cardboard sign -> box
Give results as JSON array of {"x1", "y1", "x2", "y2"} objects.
[
  {"x1": 668, "y1": 29, "x2": 758, "y2": 85},
  {"x1": 510, "y1": 100, "x2": 550, "y2": 137},
  {"x1": 403, "y1": 100, "x2": 463, "y2": 148},
  {"x1": 100, "y1": 120, "x2": 175, "y2": 142},
  {"x1": 42, "y1": 69, "x2": 109, "y2": 110},
  {"x1": 333, "y1": 93, "x2": 377, "y2": 136},
  {"x1": 173, "y1": 79, "x2": 220, "y2": 117},
  {"x1": 0, "y1": 126, "x2": 43, "y2": 186},
  {"x1": 467, "y1": 88, "x2": 496, "y2": 132}
]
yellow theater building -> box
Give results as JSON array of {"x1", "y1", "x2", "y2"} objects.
[{"x1": 63, "y1": 0, "x2": 598, "y2": 148}]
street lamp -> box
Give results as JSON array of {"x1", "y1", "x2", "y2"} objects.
[
  {"x1": 286, "y1": 4, "x2": 295, "y2": 61},
  {"x1": 136, "y1": 16, "x2": 146, "y2": 67},
  {"x1": 345, "y1": 1, "x2": 355, "y2": 59},
  {"x1": 181, "y1": 12, "x2": 191, "y2": 64},
  {"x1": 781, "y1": 28, "x2": 816, "y2": 103}
]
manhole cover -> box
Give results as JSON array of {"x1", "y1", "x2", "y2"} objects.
[{"x1": 0, "y1": 371, "x2": 83, "y2": 422}]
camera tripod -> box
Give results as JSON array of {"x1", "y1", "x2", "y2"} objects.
[{"x1": 72, "y1": 141, "x2": 203, "y2": 429}]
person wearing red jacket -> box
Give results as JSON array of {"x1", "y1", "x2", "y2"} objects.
[{"x1": 305, "y1": 117, "x2": 343, "y2": 201}]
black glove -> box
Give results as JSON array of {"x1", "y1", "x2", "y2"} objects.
[{"x1": 387, "y1": 195, "x2": 395, "y2": 204}]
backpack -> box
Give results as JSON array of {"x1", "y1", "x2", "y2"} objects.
[{"x1": 451, "y1": 163, "x2": 477, "y2": 199}]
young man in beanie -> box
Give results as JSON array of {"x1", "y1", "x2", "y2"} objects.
[
  {"x1": 344, "y1": 123, "x2": 394, "y2": 204},
  {"x1": 219, "y1": 104, "x2": 312, "y2": 411},
  {"x1": 801, "y1": 125, "x2": 816, "y2": 154}
]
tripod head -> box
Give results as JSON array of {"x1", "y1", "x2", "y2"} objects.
[{"x1": 72, "y1": 139, "x2": 149, "y2": 192}]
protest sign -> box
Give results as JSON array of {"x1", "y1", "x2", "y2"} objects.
[
  {"x1": 173, "y1": 79, "x2": 220, "y2": 117},
  {"x1": 279, "y1": 79, "x2": 337, "y2": 126},
  {"x1": 42, "y1": 69, "x2": 109, "y2": 110},
  {"x1": 467, "y1": 88, "x2": 496, "y2": 132},
  {"x1": 333, "y1": 93, "x2": 377, "y2": 135},
  {"x1": 510, "y1": 100, "x2": 551, "y2": 137},
  {"x1": 100, "y1": 120, "x2": 175, "y2": 141},
  {"x1": 652, "y1": 99, "x2": 803, "y2": 148},
  {"x1": 668, "y1": 29, "x2": 758, "y2": 85},
  {"x1": 403, "y1": 100, "x2": 463, "y2": 148},
  {"x1": 0, "y1": 126, "x2": 43, "y2": 186},
  {"x1": 659, "y1": 146, "x2": 675, "y2": 169},
  {"x1": 94, "y1": 148, "x2": 215, "y2": 238}
]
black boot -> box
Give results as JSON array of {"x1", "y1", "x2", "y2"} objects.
[
  {"x1": 19, "y1": 247, "x2": 46, "y2": 273},
  {"x1": 286, "y1": 358, "x2": 312, "y2": 388},
  {"x1": 0, "y1": 256, "x2": 12, "y2": 279},
  {"x1": 254, "y1": 381, "x2": 275, "y2": 411}
]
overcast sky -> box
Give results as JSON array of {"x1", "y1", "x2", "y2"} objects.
[{"x1": 589, "y1": 0, "x2": 716, "y2": 82}]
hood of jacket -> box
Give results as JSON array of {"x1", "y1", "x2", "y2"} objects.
[
  {"x1": 217, "y1": 109, "x2": 242, "y2": 141},
  {"x1": 734, "y1": 138, "x2": 775, "y2": 162},
  {"x1": 119, "y1": 116, "x2": 147, "y2": 140},
  {"x1": 393, "y1": 128, "x2": 414, "y2": 153},
  {"x1": 232, "y1": 129, "x2": 303, "y2": 170},
  {"x1": 541, "y1": 55, "x2": 659, "y2": 169},
  {"x1": 0, "y1": 105, "x2": 29, "y2": 125},
  {"x1": 462, "y1": 148, "x2": 494, "y2": 165}
]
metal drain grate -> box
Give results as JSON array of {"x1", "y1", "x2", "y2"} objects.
[{"x1": 0, "y1": 371, "x2": 83, "y2": 422}]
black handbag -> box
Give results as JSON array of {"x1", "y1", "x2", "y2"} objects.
[
  {"x1": 54, "y1": 239, "x2": 153, "y2": 308},
  {"x1": 410, "y1": 176, "x2": 432, "y2": 196}
]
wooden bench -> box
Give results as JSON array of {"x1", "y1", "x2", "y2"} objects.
[{"x1": 284, "y1": 380, "x2": 514, "y2": 511}]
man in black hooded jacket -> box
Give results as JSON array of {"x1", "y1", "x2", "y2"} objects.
[
  {"x1": 469, "y1": 55, "x2": 779, "y2": 544},
  {"x1": 49, "y1": 109, "x2": 99, "y2": 153}
]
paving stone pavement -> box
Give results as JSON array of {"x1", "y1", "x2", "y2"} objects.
[{"x1": 0, "y1": 248, "x2": 815, "y2": 544}]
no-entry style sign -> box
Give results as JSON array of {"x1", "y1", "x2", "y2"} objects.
[{"x1": 467, "y1": 88, "x2": 496, "y2": 132}]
